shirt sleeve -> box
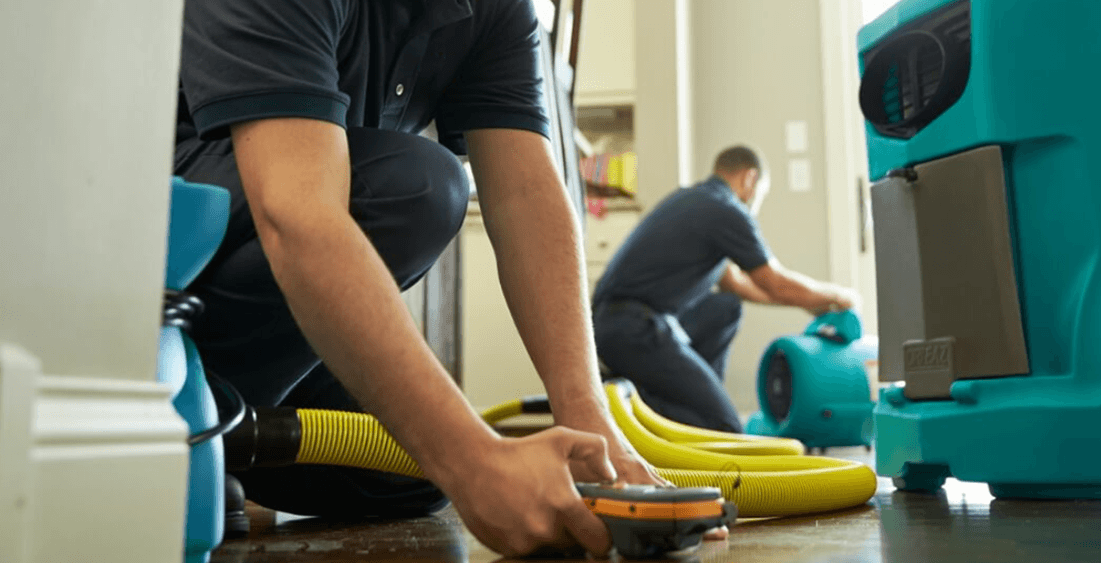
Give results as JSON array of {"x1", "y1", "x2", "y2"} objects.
[
  {"x1": 434, "y1": 0, "x2": 551, "y2": 154},
  {"x1": 179, "y1": 0, "x2": 351, "y2": 140},
  {"x1": 707, "y1": 199, "x2": 773, "y2": 272}
]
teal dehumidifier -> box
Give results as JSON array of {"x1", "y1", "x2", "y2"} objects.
[
  {"x1": 859, "y1": 0, "x2": 1101, "y2": 497},
  {"x1": 745, "y1": 311, "x2": 877, "y2": 450}
]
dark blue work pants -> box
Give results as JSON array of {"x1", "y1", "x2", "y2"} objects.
[
  {"x1": 175, "y1": 128, "x2": 468, "y2": 518},
  {"x1": 593, "y1": 293, "x2": 745, "y2": 433}
]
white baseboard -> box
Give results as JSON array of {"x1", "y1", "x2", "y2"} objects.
[{"x1": 1, "y1": 344, "x2": 192, "y2": 563}]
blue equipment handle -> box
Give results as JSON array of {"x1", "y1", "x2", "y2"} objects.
[{"x1": 804, "y1": 310, "x2": 863, "y2": 345}]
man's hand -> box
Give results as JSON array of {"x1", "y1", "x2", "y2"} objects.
[
  {"x1": 558, "y1": 410, "x2": 731, "y2": 543},
  {"x1": 558, "y1": 409, "x2": 669, "y2": 487},
  {"x1": 805, "y1": 286, "x2": 862, "y2": 317},
  {"x1": 436, "y1": 427, "x2": 617, "y2": 557}
]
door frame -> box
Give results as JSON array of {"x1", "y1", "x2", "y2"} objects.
[{"x1": 818, "y1": 0, "x2": 877, "y2": 332}]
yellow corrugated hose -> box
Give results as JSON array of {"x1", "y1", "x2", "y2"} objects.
[
  {"x1": 479, "y1": 399, "x2": 525, "y2": 426},
  {"x1": 628, "y1": 391, "x2": 806, "y2": 456},
  {"x1": 296, "y1": 409, "x2": 424, "y2": 478},
  {"x1": 604, "y1": 380, "x2": 878, "y2": 517},
  {"x1": 291, "y1": 380, "x2": 877, "y2": 518}
]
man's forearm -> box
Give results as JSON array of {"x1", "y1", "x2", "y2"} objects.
[
  {"x1": 718, "y1": 264, "x2": 775, "y2": 304},
  {"x1": 277, "y1": 220, "x2": 485, "y2": 439},
  {"x1": 769, "y1": 267, "x2": 851, "y2": 312},
  {"x1": 258, "y1": 213, "x2": 498, "y2": 481},
  {"x1": 465, "y1": 128, "x2": 660, "y2": 486},
  {"x1": 480, "y1": 181, "x2": 607, "y2": 421},
  {"x1": 231, "y1": 118, "x2": 496, "y2": 487}
]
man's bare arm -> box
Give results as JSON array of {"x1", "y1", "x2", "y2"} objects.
[
  {"x1": 230, "y1": 118, "x2": 492, "y2": 473},
  {"x1": 464, "y1": 128, "x2": 664, "y2": 486},
  {"x1": 747, "y1": 259, "x2": 859, "y2": 315},
  {"x1": 717, "y1": 263, "x2": 775, "y2": 304},
  {"x1": 229, "y1": 118, "x2": 614, "y2": 556}
]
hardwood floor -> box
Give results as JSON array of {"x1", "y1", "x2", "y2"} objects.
[{"x1": 211, "y1": 448, "x2": 1101, "y2": 562}]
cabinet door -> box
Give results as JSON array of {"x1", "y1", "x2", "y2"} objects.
[
  {"x1": 574, "y1": 0, "x2": 635, "y2": 106},
  {"x1": 584, "y1": 209, "x2": 640, "y2": 290},
  {"x1": 459, "y1": 217, "x2": 545, "y2": 408},
  {"x1": 585, "y1": 210, "x2": 639, "y2": 261}
]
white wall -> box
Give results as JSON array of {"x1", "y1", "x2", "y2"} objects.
[
  {"x1": 687, "y1": 0, "x2": 832, "y2": 415},
  {"x1": 0, "y1": 2, "x2": 190, "y2": 562},
  {"x1": 634, "y1": 0, "x2": 693, "y2": 210}
]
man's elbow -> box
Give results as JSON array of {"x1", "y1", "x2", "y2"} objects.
[{"x1": 249, "y1": 196, "x2": 347, "y2": 254}]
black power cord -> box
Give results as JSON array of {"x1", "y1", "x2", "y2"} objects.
[
  {"x1": 188, "y1": 369, "x2": 247, "y2": 446},
  {"x1": 163, "y1": 289, "x2": 206, "y2": 332},
  {"x1": 163, "y1": 289, "x2": 247, "y2": 446}
]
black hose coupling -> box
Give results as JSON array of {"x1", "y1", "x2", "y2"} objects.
[{"x1": 223, "y1": 406, "x2": 303, "y2": 472}]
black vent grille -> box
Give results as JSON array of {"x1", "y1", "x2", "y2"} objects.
[
  {"x1": 860, "y1": 1, "x2": 972, "y2": 139},
  {"x1": 765, "y1": 349, "x2": 793, "y2": 424}
]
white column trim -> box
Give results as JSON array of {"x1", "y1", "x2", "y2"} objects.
[
  {"x1": 819, "y1": 0, "x2": 863, "y2": 287},
  {"x1": 674, "y1": 0, "x2": 693, "y2": 188},
  {"x1": 34, "y1": 375, "x2": 184, "y2": 448},
  {"x1": 0, "y1": 344, "x2": 40, "y2": 563},
  {"x1": 1, "y1": 343, "x2": 192, "y2": 563}
]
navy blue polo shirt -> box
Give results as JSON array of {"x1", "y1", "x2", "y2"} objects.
[
  {"x1": 176, "y1": 0, "x2": 550, "y2": 155},
  {"x1": 592, "y1": 176, "x2": 773, "y2": 314}
]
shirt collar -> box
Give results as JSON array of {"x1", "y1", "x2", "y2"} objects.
[
  {"x1": 705, "y1": 174, "x2": 731, "y2": 190},
  {"x1": 422, "y1": 0, "x2": 474, "y2": 31}
]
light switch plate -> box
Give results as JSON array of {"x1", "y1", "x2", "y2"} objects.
[
  {"x1": 785, "y1": 120, "x2": 808, "y2": 153},
  {"x1": 789, "y1": 159, "x2": 811, "y2": 192}
]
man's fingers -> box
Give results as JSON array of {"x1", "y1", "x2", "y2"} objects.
[
  {"x1": 650, "y1": 467, "x2": 674, "y2": 487},
  {"x1": 556, "y1": 428, "x2": 617, "y2": 483},
  {"x1": 561, "y1": 496, "x2": 613, "y2": 556}
]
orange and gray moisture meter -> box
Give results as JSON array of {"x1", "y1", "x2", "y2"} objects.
[{"x1": 576, "y1": 483, "x2": 737, "y2": 558}]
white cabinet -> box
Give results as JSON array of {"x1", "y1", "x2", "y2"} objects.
[
  {"x1": 459, "y1": 212, "x2": 545, "y2": 410},
  {"x1": 575, "y1": 0, "x2": 636, "y2": 107},
  {"x1": 584, "y1": 208, "x2": 641, "y2": 291}
]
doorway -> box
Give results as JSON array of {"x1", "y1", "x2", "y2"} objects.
[{"x1": 819, "y1": 0, "x2": 894, "y2": 338}]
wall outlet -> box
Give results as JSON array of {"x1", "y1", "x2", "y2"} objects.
[{"x1": 789, "y1": 159, "x2": 811, "y2": 192}]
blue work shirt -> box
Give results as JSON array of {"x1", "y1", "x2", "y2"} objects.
[
  {"x1": 593, "y1": 175, "x2": 773, "y2": 314},
  {"x1": 176, "y1": 0, "x2": 550, "y2": 155}
]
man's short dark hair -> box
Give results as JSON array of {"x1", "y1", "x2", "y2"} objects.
[{"x1": 713, "y1": 146, "x2": 760, "y2": 175}]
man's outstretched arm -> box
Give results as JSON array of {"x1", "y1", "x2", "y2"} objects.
[
  {"x1": 747, "y1": 259, "x2": 860, "y2": 315},
  {"x1": 465, "y1": 128, "x2": 665, "y2": 486},
  {"x1": 718, "y1": 263, "x2": 775, "y2": 304},
  {"x1": 230, "y1": 118, "x2": 615, "y2": 557}
]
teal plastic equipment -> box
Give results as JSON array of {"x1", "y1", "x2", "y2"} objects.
[
  {"x1": 745, "y1": 311, "x2": 877, "y2": 449},
  {"x1": 860, "y1": 0, "x2": 1101, "y2": 497},
  {"x1": 158, "y1": 176, "x2": 230, "y2": 562}
]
